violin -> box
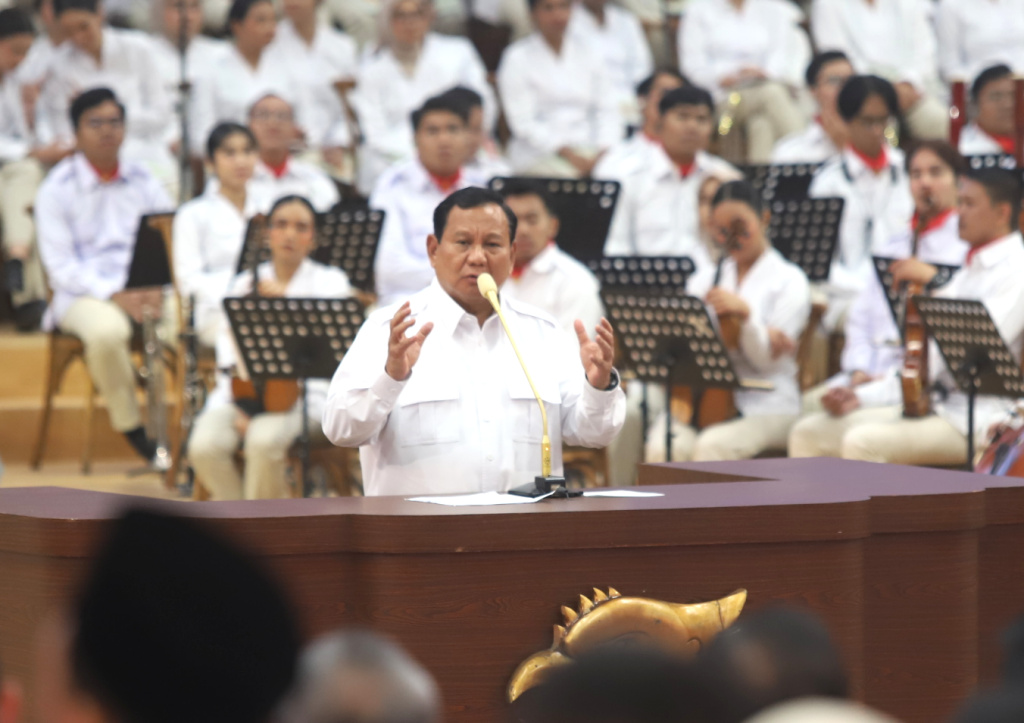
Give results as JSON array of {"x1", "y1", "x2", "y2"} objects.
[
  {"x1": 975, "y1": 408, "x2": 1024, "y2": 477},
  {"x1": 900, "y1": 200, "x2": 932, "y2": 418}
]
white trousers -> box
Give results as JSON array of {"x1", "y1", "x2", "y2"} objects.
[
  {"x1": 722, "y1": 81, "x2": 805, "y2": 164},
  {"x1": 646, "y1": 412, "x2": 798, "y2": 461},
  {"x1": 904, "y1": 93, "x2": 950, "y2": 141},
  {"x1": 0, "y1": 158, "x2": 47, "y2": 306}
]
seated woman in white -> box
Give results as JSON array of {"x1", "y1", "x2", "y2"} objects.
[
  {"x1": 173, "y1": 122, "x2": 269, "y2": 348},
  {"x1": 646, "y1": 180, "x2": 811, "y2": 461},
  {"x1": 188, "y1": 195, "x2": 353, "y2": 500}
]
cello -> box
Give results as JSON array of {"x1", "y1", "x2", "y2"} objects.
[{"x1": 899, "y1": 200, "x2": 932, "y2": 418}]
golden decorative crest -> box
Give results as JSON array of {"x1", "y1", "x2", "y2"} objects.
[{"x1": 508, "y1": 588, "x2": 747, "y2": 702}]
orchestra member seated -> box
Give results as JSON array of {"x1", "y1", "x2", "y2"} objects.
[
  {"x1": 772, "y1": 51, "x2": 854, "y2": 164},
  {"x1": 188, "y1": 195, "x2": 353, "y2": 500},
  {"x1": 322, "y1": 187, "x2": 626, "y2": 497},
  {"x1": 809, "y1": 75, "x2": 913, "y2": 331},
  {"x1": 371, "y1": 94, "x2": 490, "y2": 306},
  {"x1": 789, "y1": 140, "x2": 969, "y2": 456},
  {"x1": 935, "y1": 0, "x2": 1024, "y2": 86},
  {"x1": 173, "y1": 122, "x2": 269, "y2": 349},
  {"x1": 796, "y1": 168, "x2": 1024, "y2": 465},
  {"x1": 438, "y1": 86, "x2": 511, "y2": 180},
  {"x1": 34, "y1": 88, "x2": 174, "y2": 463},
  {"x1": 958, "y1": 65, "x2": 1018, "y2": 158},
  {"x1": 496, "y1": 0, "x2": 623, "y2": 177},
  {"x1": 646, "y1": 180, "x2": 810, "y2": 462},
  {"x1": 604, "y1": 85, "x2": 739, "y2": 271}
]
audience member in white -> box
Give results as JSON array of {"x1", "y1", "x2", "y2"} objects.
[
  {"x1": 935, "y1": 0, "x2": 1024, "y2": 84},
  {"x1": 352, "y1": 0, "x2": 494, "y2": 195},
  {"x1": 498, "y1": 179, "x2": 603, "y2": 333},
  {"x1": 790, "y1": 141, "x2": 969, "y2": 456},
  {"x1": 34, "y1": 88, "x2": 173, "y2": 463},
  {"x1": 567, "y1": 0, "x2": 652, "y2": 127},
  {"x1": 679, "y1": 0, "x2": 807, "y2": 163},
  {"x1": 810, "y1": 0, "x2": 948, "y2": 141},
  {"x1": 497, "y1": 0, "x2": 623, "y2": 177},
  {"x1": 189, "y1": 195, "x2": 352, "y2": 500},
  {"x1": 172, "y1": 123, "x2": 270, "y2": 349},
  {"x1": 593, "y1": 68, "x2": 686, "y2": 182},
  {"x1": 16, "y1": 0, "x2": 63, "y2": 105},
  {"x1": 604, "y1": 85, "x2": 739, "y2": 269},
  {"x1": 323, "y1": 187, "x2": 626, "y2": 497},
  {"x1": 958, "y1": 65, "x2": 1018, "y2": 157},
  {"x1": 42, "y1": 0, "x2": 177, "y2": 193},
  {"x1": 646, "y1": 180, "x2": 810, "y2": 462},
  {"x1": 269, "y1": 0, "x2": 357, "y2": 178},
  {"x1": 809, "y1": 75, "x2": 913, "y2": 331},
  {"x1": 798, "y1": 168, "x2": 1024, "y2": 465},
  {"x1": 246, "y1": 94, "x2": 340, "y2": 212},
  {"x1": 437, "y1": 86, "x2": 511, "y2": 179},
  {"x1": 371, "y1": 94, "x2": 490, "y2": 306},
  {"x1": 772, "y1": 51, "x2": 854, "y2": 164}
]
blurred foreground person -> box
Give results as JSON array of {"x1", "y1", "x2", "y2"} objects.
[
  {"x1": 747, "y1": 698, "x2": 899, "y2": 723},
  {"x1": 950, "y1": 690, "x2": 1024, "y2": 723},
  {"x1": 0, "y1": 655, "x2": 22, "y2": 723},
  {"x1": 33, "y1": 508, "x2": 301, "y2": 723}
]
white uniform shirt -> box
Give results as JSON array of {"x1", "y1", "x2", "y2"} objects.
[
  {"x1": 771, "y1": 120, "x2": 840, "y2": 164},
  {"x1": 16, "y1": 34, "x2": 57, "y2": 85},
  {"x1": 679, "y1": 0, "x2": 807, "y2": 99},
  {"x1": 959, "y1": 123, "x2": 1009, "y2": 157},
  {"x1": 497, "y1": 32, "x2": 624, "y2": 171},
  {"x1": 150, "y1": 34, "x2": 228, "y2": 125},
  {"x1": 251, "y1": 158, "x2": 340, "y2": 212},
  {"x1": 35, "y1": 153, "x2": 173, "y2": 327},
  {"x1": 369, "y1": 158, "x2": 490, "y2": 306},
  {"x1": 502, "y1": 244, "x2": 605, "y2": 334},
  {"x1": 604, "y1": 147, "x2": 739, "y2": 272},
  {"x1": 687, "y1": 247, "x2": 811, "y2": 416},
  {"x1": 208, "y1": 258, "x2": 353, "y2": 421},
  {"x1": 810, "y1": 0, "x2": 939, "y2": 92},
  {"x1": 593, "y1": 131, "x2": 660, "y2": 182},
  {"x1": 0, "y1": 69, "x2": 33, "y2": 162},
  {"x1": 935, "y1": 0, "x2": 1024, "y2": 82},
  {"x1": 322, "y1": 279, "x2": 627, "y2": 496}
]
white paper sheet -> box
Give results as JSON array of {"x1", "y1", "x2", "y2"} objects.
[
  {"x1": 582, "y1": 490, "x2": 664, "y2": 498},
  {"x1": 406, "y1": 491, "x2": 556, "y2": 507}
]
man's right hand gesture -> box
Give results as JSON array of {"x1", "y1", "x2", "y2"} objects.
[{"x1": 385, "y1": 302, "x2": 433, "y2": 381}]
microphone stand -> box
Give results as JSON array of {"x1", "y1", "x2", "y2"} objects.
[{"x1": 176, "y1": 4, "x2": 192, "y2": 203}]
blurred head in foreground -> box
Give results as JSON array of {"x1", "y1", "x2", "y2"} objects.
[
  {"x1": 951, "y1": 689, "x2": 1024, "y2": 723},
  {"x1": 746, "y1": 698, "x2": 899, "y2": 723}
]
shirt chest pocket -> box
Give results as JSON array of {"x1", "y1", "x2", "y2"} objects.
[
  {"x1": 509, "y1": 377, "x2": 563, "y2": 443},
  {"x1": 394, "y1": 380, "x2": 462, "y2": 446}
]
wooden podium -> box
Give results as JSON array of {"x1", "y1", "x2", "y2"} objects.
[{"x1": 0, "y1": 458, "x2": 1022, "y2": 723}]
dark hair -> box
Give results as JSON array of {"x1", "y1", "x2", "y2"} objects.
[
  {"x1": 53, "y1": 0, "x2": 98, "y2": 15},
  {"x1": 206, "y1": 122, "x2": 257, "y2": 160},
  {"x1": 433, "y1": 187, "x2": 517, "y2": 241},
  {"x1": 411, "y1": 94, "x2": 469, "y2": 132},
  {"x1": 836, "y1": 74, "x2": 899, "y2": 122},
  {"x1": 711, "y1": 179, "x2": 763, "y2": 215},
  {"x1": 438, "y1": 85, "x2": 483, "y2": 114},
  {"x1": 0, "y1": 7, "x2": 35, "y2": 38},
  {"x1": 70, "y1": 87, "x2": 125, "y2": 130},
  {"x1": 268, "y1": 194, "x2": 318, "y2": 224},
  {"x1": 905, "y1": 140, "x2": 967, "y2": 176},
  {"x1": 965, "y1": 167, "x2": 1023, "y2": 230},
  {"x1": 805, "y1": 50, "x2": 849, "y2": 88},
  {"x1": 636, "y1": 68, "x2": 687, "y2": 98},
  {"x1": 972, "y1": 64, "x2": 1013, "y2": 103},
  {"x1": 1004, "y1": 614, "x2": 1024, "y2": 687},
  {"x1": 951, "y1": 690, "x2": 1024, "y2": 723},
  {"x1": 227, "y1": 0, "x2": 271, "y2": 27},
  {"x1": 497, "y1": 178, "x2": 556, "y2": 216},
  {"x1": 659, "y1": 85, "x2": 714, "y2": 116}
]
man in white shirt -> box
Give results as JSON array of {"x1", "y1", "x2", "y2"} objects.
[
  {"x1": 604, "y1": 85, "x2": 740, "y2": 271},
  {"x1": 371, "y1": 94, "x2": 491, "y2": 306},
  {"x1": 437, "y1": 86, "x2": 511, "y2": 180},
  {"x1": 936, "y1": 0, "x2": 1024, "y2": 84},
  {"x1": 772, "y1": 51, "x2": 853, "y2": 164},
  {"x1": 959, "y1": 64, "x2": 1017, "y2": 157},
  {"x1": 34, "y1": 88, "x2": 174, "y2": 463},
  {"x1": 497, "y1": 178, "x2": 603, "y2": 333},
  {"x1": 247, "y1": 93, "x2": 340, "y2": 212},
  {"x1": 323, "y1": 186, "x2": 626, "y2": 496},
  {"x1": 496, "y1": 0, "x2": 623, "y2": 177}
]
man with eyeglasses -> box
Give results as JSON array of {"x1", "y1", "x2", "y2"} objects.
[
  {"x1": 772, "y1": 51, "x2": 854, "y2": 164},
  {"x1": 959, "y1": 65, "x2": 1018, "y2": 159},
  {"x1": 34, "y1": 87, "x2": 174, "y2": 465}
]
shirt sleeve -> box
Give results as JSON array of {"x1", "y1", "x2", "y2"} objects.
[
  {"x1": 737, "y1": 267, "x2": 811, "y2": 374},
  {"x1": 497, "y1": 48, "x2": 565, "y2": 157},
  {"x1": 678, "y1": 4, "x2": 717, "y2": 89},
  {"x1": 128, "y1": 38, "x2": 176, "y2": 142},
  {"x1": 934, "y1": 0, "x2": 966, "y2": 81},
  {"x1": 171, "y1": 202, "x2": 236, "y2": 313},
  {"x1": 351, "y1": 63, "x2": 413, "y2": 160},
  {"x1": 809, "y1": 0, "x2": 854, "y2": 67},
  {"x1": 555, "y1": 331, "x2": 627, "y2": 447},
  {"x1": 840, "y1": 280, "x2": 882, "y2": 375}
]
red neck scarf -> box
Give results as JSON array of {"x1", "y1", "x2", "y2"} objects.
[
  {"x1": 89, "y1": 161, "x2": 120, "y2": 182},
  {"x1": 991, "y1": 133, "x2": 1017, "y2": 155},
  {"x1": 510, "y1": 241, "x2": 554, "y2": 279},
  {"x1": 265, "y1": 158, "x2": 289, "y2": 179},
  {"x1": 966, "y1": 236, "x2": 1005, "y2": 265},
  {"x1": 429, "y1": 170, "x2": 462, "y2": 194},
  {"x1": 850, "y1": 145, "x2": 889, "y2": 174},
  {"x1": 911, "y1": 207, "x2": 955, "y2": 236}
]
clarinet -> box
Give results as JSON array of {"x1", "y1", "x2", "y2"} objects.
[{"x1": 174, "y1": 292, "x2": 203, "y2": 490}]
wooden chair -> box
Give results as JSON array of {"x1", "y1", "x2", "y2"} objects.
[
  {"x1": 288, "y1": 440, "x2": 363, "y2": 497},
  {"x1": 797, "y1": 300, "x2": 828, "y2": 391},
  {"x1": 562, "y1": 445, "x2": 610, "y2": 488},
  {"x1": 31, "y1": 331, "x2": 97, "y2": 473}
]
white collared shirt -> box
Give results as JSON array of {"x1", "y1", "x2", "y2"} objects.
[
  {"x1": 16, "y1": 34, "x2": 58, "y2": 85},
  {"x1": 687, "y1": 247, "x2": 811, "y2": 416},
  {"x1": 604, "y1": 146, "x2": 740, "y2": 272},
  {"x1": 959, "y1": 123, "x2": 1009, "y2": 157},
  {"x1": 935, "y1": 0, "x2": 1024, "y2": 82},
  {"x1": 322, "y1": 279, "x2": 627, "y2": 497},
  {"x1": 251, "y1": 158, "x2": 340, "y2": 212},
  {"x1": 771, "y1": 120, "x2": 840, "y2": 164},
  {"x1": 592, "y1": 131, "x2": 660, "y2": 182},
  {"x1": 369, "y1": 158, "x2": 491, "y2": 306},
  {"x1": 150, "y1": 34, "x2": 228, "y2": 120},
  {"x1": 497, "y1": 32, "x2": 624, "y2": 170},
  {"x1": 35, "y1": 153, "x2": 174, "y2": 327},
  {"x1": 502, "y1": 244, "x2": 604, "y2": 334},
  {"x1": 0, "y1": 69, "x2": 33, "y2": 162}
]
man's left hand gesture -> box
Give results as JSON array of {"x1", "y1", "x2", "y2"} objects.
[{"x1": 576, "y1": 318, "x2": 615, "y2": 389}]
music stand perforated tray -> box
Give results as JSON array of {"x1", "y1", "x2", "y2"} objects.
[
  {"x1": 587, "y1": 256, "x2": 696, "y2": 296},
  {"x1": 767, "y1": 197, "x2": 844, "y2": 283},
  {"x1": 872, "y1": 255, "x2": 959, "y2": 335},
  {"x1": 743, "y1": 162, "x2": 821, "y2": 202},
  {"x1": 125, "y1": 213, "x2": 176, "y2": 290}
]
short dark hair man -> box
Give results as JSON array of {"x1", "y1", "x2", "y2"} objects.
[
  {"x1": 772, "y1": 50, "x2": 854, "y2": 163},
  {"x1": 960, "y1": 64, "x2": 1016, "y2": 157}
]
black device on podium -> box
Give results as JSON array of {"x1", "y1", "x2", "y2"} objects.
[
  {"x1": 488, "y1": 177, "x2": 620, "y2": 262},
  {"x1": 743, "y1": 162, "x2": 822, "y2": 202},
  {"x1": 223, "y1": 296, "x2": 366, "y2": 496},
  {"x1": 602, "y1": 291, "x2": 741, "y2": 461},
  {"x1": 766, "y1": 197, "x2": 844, "y2": 283},
  {"x1": 587, "y1": 256, "x2": 696, "y2": 295},
  {"x1": 913, "y1": 296, "x2": 1024, "y2": 470},
  {"x1": 871, "y1": 255, "x2": 959, "y2": 336}
]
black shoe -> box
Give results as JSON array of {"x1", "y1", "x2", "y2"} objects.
[
  {"x1": 13, "y1": 300, "x2": 46, "y2": 332},
  {"x1": 4, "y1": 259, "x2": 24, "y2": 293},
  {"x1": 123, "y1": 426, "x2": 157, "y2": 461}
]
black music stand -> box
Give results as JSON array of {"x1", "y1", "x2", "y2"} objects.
[
  {"x1": 587, "y1": 256, "x2": 696, "y2": 295},
  {"x1": 964, "y1": 153, "x2": 1018, "y2": 171},
  {"x1": 743, "y1": 162, "x2": 821, "y2": 202},
  {"x1": 223, "y1": 296, "x2": 366, "y2": 496},
  {"x1": 603, "y1": 292, "x2": 740, "y2": 461},
  {"x1": 871, "y1": 255, "x2": 959, "y2": 336},
  {"x1": 767, "y1": 197, "x2": 844, "y2": 283},
  {"x1": 488, "y1": 177, "x2": 620, "y2": 262},
  {"x1": 913, "y1": 296, "x2": 1024, "y2": 470}
]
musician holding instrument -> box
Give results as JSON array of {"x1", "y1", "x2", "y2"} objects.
[
  {"x1": 646, "y1": 180, "x2": 810, "y2": 462},
  {"x1": 187, "y1": 195, "x2": 352, "y2": 500}
]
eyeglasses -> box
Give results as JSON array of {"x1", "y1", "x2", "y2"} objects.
[
  {"x1": 852, "y1": 114, "x2": 890, "y2": 130},
  {"x1": 251, "y1": 110, "x2": 293, "y2": 122},
  {"x1": 84, "y1": 117, "x2": 124, "y2": 130},
  {"x1": 391, "y1": 8, "x2": 427, "y2": 21}
]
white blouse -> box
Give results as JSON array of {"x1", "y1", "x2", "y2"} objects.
[{"x1": 935, "y1": 0, "x2": 1024, "y2": 82}]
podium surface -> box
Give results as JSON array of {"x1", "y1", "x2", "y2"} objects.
[{"x1": 1, "y1": 459, "x2": 1022, "y2": 723}]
